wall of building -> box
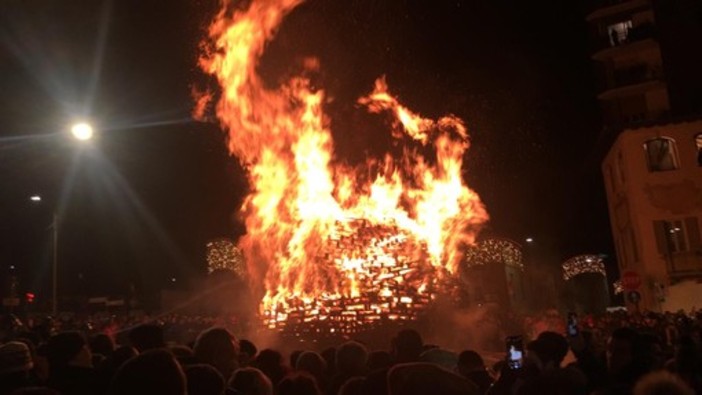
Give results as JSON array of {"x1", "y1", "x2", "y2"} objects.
[
  {"x1": 661, "y1": 279, "x2": 702, "y2": 311},
  {"x1": 603, "y1": 119, "x2": 702, "y2": 311}
]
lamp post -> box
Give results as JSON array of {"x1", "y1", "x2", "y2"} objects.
[
  {"x1": 30, "y1": 195, "x2": 57, "y2": 315},
  {"x1": 29, "y1": 121, "x2": 94, "y2": 316}
]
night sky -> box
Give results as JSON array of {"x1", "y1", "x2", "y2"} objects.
[{"x1": 0, "y1": 0, "x2": 613, "y2": 299}]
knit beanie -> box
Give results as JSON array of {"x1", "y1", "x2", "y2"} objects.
[{"x1": 0, "y1": 341, "x2": 34, "y2": 375}]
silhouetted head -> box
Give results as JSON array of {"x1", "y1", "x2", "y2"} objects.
[
  {"x1": 392, "y1": 329, "x2": 423, "y2": 363},
  {"x1": 633, "y1": 371, "x2": 694, "y2": 395},
  {"x1": 535, "y1": 331, "x2": 569, "y2": 368},
  {"x1": 457, "y1": 350, "x2": 485, "y2": 375},
  {"x1": 296, "y1": 351, "x2": 326, "y2": 378},
  {"x1": 252, "y1": 349, "x2": 286, "y2": 385},
  {"x1": 194, "y1": 327, "x2": 239, "y2": 379},
  {"x1": 46, "y1": 331, "x2": 92, "y2": 371},
  {"x1": 336, "y1": 341, "x2": 368, "y2": 376},
  {"x1": 90, "y1": 334, "x2": 115, "y2": 358},
  {"x1": 607, "y1": 327, "x2": 641, "y2": 375},
  {"x1": 239, "y1": 339, "x2": 258, "y2": 366},
  {"x1": 229, "y1": 367, "x2": 273, "y2": 395},
  {"x1": 0, "y1": 341, "x2": 34, "y2": 376},
  {"x1": 290, "y1": 350, "x2": 304, "y2": 370},
  {"x1": 128, "y1": 324, "x2": 165, "y2": 352},
  {"x1": 338, "y1": 377, "x2": 366, "y2": 395},
  {"x1": 109, "y1": 349, "x2": 185, "y2": 395},
  {"x1": 278, "y1": 372, "x2": 321, "y2": 395},
  {"x1": 186, "y1": 364, "x2": 225, "y2": 395}
]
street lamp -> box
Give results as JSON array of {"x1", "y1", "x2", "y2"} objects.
[
  {"x1": 24, "y1": 123, "x2": 94, "y2": 315},
  {"x1": 525, "y1": 237, "x2": 534, "y2": 243},
  {"x1": 70, "y1": 122, "x2": 94, "y2": 141}
]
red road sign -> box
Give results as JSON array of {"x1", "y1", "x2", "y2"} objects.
[{"x1": 621, "y1": 271, "x2": 642, "y2": 291}]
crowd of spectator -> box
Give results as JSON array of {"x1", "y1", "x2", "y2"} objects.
[{"x1": 0, "y1": 309, "x2": 700, "y2": 394}]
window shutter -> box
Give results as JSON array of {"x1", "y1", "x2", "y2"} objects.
[
  {"x1": 685, "y1": 217, "x2": 701, "y2": 251},
  {"x1": 653, "y1": 220, "x2": 669, "y2": 255}
]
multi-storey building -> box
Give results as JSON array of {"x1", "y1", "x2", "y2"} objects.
[{"x1": 588, "y1": 0, "x2": 702, "y2": 311}]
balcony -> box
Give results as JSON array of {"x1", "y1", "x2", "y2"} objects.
[
  {"x1": 592, "y1": 23, "x2": 657, "y2": 61},
  {"x1": 598, "y1": 79, "x2": 666, "y2": 102},
  {"x1": 587, "y1": 0, "x2": 651, "y2": 21},
  {"x1": 601, "y1": 105, "x2": 669, "y2": 127},
  {"x1": 608, "y1": 64, "x2": 664, "y2": 88}
]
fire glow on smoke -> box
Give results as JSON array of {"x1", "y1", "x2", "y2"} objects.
[{"x1": 196, "y1": 0, "x2": 488, "y2": 332}]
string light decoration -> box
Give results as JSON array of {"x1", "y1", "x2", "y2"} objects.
[
  {"x1": 562, "y1": 254, "x2": 606, "y2": 281},
  {"x1": 206, "y1": 239, "x2": 246, "y2": 277},
  {"x1": 613, "y1": 280, "x2": 623, "y2": 295},
  {"x1": 463, "y1": 238, "x2": 523, "y2": 270}
]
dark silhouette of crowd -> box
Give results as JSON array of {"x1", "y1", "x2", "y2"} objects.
[{"x1": 0, "y1": 310, "x2": 700, "y2": 395}]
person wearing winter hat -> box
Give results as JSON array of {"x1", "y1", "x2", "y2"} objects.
[{"x1": 0, "y1": 341, "x2": 35, "y2": 393}]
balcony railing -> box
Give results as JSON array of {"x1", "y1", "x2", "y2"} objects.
[
  {"x1": 587, "y1": 0, "x2": 651, "y2": 16},
  {"x1": 594, "y1": 23, "x2": 657, "y2": 53},
  {"x1": 601, "y1": 107, "x2": 670, "y2": 127},
  {"x1": 610, "y1": 64, "x2": 664, "y2": 88}
]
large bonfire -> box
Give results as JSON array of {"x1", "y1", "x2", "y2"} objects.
[{"x1": 196, "y1": 0, "x2": 488, "y2": 334}]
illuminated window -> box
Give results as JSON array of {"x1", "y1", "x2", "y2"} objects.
[
  {"x1": 695, "y1": 133, "x2": 702, "y2": 166},
  {"x1": 653, "y1": 217, "x2": 700, "y2": 255},
  {"x1": 666, "y1": 220, "x2": 687, "y2": 252},
  {"x1": 608, "y1": 20, "x2": 633, "y2": 46},
  {"x1": 644, "y1": 137, "x2": 679, "y2": 172}
]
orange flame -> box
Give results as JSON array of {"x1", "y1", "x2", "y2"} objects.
[{"x1": 198, "y1": 0, "x2": 488, "y2": 323}]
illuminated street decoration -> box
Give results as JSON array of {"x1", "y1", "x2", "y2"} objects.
[
  {"x1": 613, "y1": 280, "x2": 623, "y2": 295},
  {"x1": 463, "y1": 238, "x2": 523, "y2": 270},
  {"x1": 206, "y1": 239, "x2": 246, "y2": 277},
  {"x1": 562, "y1": 254, "x2": 606, "y2": 281}
]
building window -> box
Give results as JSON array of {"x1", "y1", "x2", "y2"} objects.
[
  {"x1": 644, "y1": 137, "x2": 679, "y2": 172},
  {"x1": 608, "y1": 20, "x2": 632, "y2": 46},
  {"x1": 695, "y1": 133, "x2": 702, "y2": 166},
  {"x1": 653, "y1": 218, "x2": 702, "y2": 255}
]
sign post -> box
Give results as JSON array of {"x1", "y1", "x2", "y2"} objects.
[
  {"x1": 621, "y1": 271, "x2": 642, "y2": 312},
  {"x1": 621, "y1": 271, "x2": 642, "y2": 291}
]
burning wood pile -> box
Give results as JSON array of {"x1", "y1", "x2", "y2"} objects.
[
  {"x1": 196, "y1": 0, "x2": 489, "y2": 336},
  {"x1": 262, "y1": 218, "x2": 438, "y2": 335}
]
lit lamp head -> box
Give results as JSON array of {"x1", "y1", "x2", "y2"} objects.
[{"x1": 70, "y1": 122, "x2": 94, "y2": 141}]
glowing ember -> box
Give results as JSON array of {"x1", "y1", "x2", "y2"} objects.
[{"x1": 197, "y1": 0, "x2": 488, "y2": 331}]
